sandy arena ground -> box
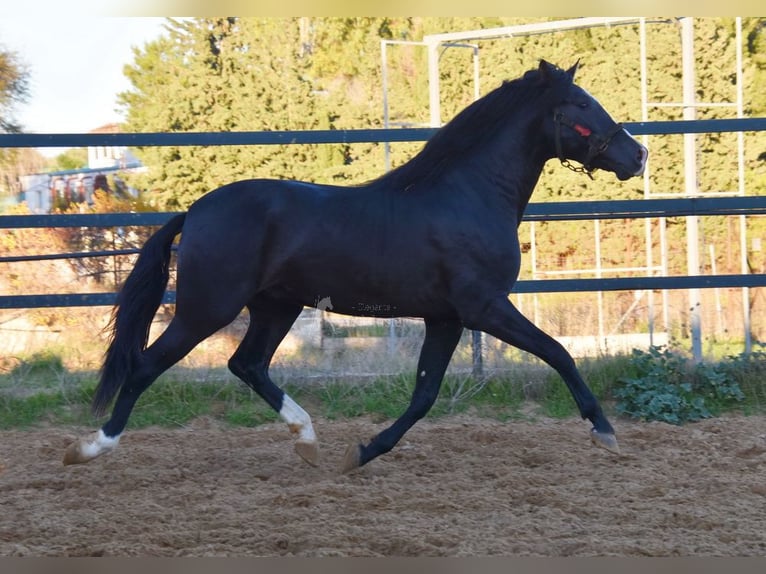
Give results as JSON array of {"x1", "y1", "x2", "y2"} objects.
[{"x1": 1, "y1": 414, "x2": 765, "y2": 556}]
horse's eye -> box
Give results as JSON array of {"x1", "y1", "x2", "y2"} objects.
[{"x1": 578, "y1": 102, "x2": 589, "y2": 109}]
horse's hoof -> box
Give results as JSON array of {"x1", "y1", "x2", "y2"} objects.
[
  {"x1": 63, "y1": 440, "x2": 91, "y2": 466},
  {"x1": 340, "y1": 443, "x2": 363, "y2": 474},
  {"x1": 294, "y1": 439, "x2": 320, "y2": 467},
  {"x1": 590, "y1": 429, "x2": 620, "y2": 455},
  {"x1": 62, "y1": 430, "x2": 119, "y2": 466}
]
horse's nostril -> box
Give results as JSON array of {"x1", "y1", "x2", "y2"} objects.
[{"x1": 633, "y1": 145, "x2": 649, "y2": 176}]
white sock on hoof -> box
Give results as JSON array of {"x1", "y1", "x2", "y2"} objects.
[
  {"x1": 279, "y1": 395, "x2": 316, "y2": 443},
  {"x1": 80, "y1": 430, "x2": 120, "y2": 459},
  {"x1": 64, "y1": 429, "x2": 121, "y2": 465}
]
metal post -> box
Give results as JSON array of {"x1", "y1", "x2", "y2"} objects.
[
  {"x1": 471, "y1": 42, "x2": 483, "y2": 375},
  {"x1": 427, "y1": 40, "x2": 441, "y2": 127},
  {"x1": 388, "y1": 317, "x2": 396, "y2": 356},
  {"x1": 381, "y1": 39, "x2": 395, "y2": 355},
  {"x1": 735, "y1": 17, "x2": 752, "y2": 354},
  {"x1": 681, "y1": 17, "x2": 703, "y2": 362},
  {"x1": 530, "y1": 221, "x2": 540, "y2": 326},
  {"x1": 471, "y1": 330, "x2": 483, "y2": 379},
  {"x1": 595, "y1": 219, "x2": 604, "y2": 346},
  {"x1": 709, "y1": 244, "x2": 725, "y2": 336},
  {"x1": 472, "y1": 45, "x2": 480, "y2": 101},
  {"x1": 639, "y1": 17, "x2": 657, "y2": 346},
  {"x1": 381, "y1": 40, "x2": 391, "y2": 172}
]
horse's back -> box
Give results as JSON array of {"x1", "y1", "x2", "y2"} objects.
[{"x1": 188, "y1": 178, "x2": 336, "y2": 217}]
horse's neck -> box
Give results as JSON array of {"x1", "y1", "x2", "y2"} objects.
[{"x1": 477, "y1": 123, "x2": 550, "y2": 216}]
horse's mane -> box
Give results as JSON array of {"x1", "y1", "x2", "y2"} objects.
[{"x1": 366, "y1": 64, "x2": 573, "y2": 192}]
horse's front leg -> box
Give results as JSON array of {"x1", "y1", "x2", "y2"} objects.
[
  {"x1": 341, "y1": 318, "x2": 464, "y2": 472},
  {"x1": 463, "y1": 295, "x2": 619, "y2": 454}
]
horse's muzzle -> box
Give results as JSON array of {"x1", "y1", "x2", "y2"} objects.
[
  {"x1": 634, "y1": 143, "x2": 649, "y2": 177},
  {"x1": 616, "y1": 138, "x2": 648, "y2": 180}
]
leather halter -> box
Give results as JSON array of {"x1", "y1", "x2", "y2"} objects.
[{"x1": 553, "y1": 108, "x2": 624, "y2": 179}]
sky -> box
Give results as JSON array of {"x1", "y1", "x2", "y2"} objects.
[{"x1": 0, "y1": 17, "x2": 168, "y2": 154}]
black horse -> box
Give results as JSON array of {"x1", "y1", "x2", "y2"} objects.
[{"x1": 64, "y1": 61, "x2": 647, "y2": 472}]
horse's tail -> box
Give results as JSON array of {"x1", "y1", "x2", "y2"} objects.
[{"x1": 92, "y1": 213, "x2": 187, "y2": 416}]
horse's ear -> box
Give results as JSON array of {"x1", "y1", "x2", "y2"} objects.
[
  {"x1": 538, "y1": 60, "x2": 557, "y2": 84},
  {"x1": 566, "y1": 60, "x2": 580, "y2": 79}
]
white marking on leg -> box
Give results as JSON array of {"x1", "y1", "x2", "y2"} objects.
[
  {"x1": 65, "y1": 429, "x2": 121, "y2": 464},
  {"x1": 81, "y1": 430, "x2": 120, "y2": 459},
  {"x1": 279, "y1": 394, "x2": 316, "y2": 443}
]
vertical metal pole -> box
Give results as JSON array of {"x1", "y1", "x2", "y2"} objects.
[
  {"x1": 530, "y1": 221, "x2": 540, "y2": 326},
  {"x1": 381, "y1": 40, "x2": 391, "y2": 172},
  {"x1": 681, "y1": 17, "x2": 703, "y2": 362},
  {"x1": 709, "y1": 244, "x2": 724, "y2": 336},
  {"x1": 427, "y1": 40, "x2": 441, "y2": 127},
  {"x1": 471, "y1": 43, "x2": 483, "y2": 376},
  {"x1": 639, "y1": 17, "x2": 656, "y2": 346},
  {"x1": 381, "y1": 40, "x2": 396, "y2": 356},
  {"x1": 388, "y1": 317, "x2": 396, "y2": 356},
  {"x1": 735, "y1": 17, "x2": 752, "y2": 354},
  {"x1": 472, "y1": 331, "x2": 483, "y2": 379},
  {"x1": 595, "y1": 219, "x2": 604, "y2": 347},
  {"x1": 472, "y1": 46, "x2": 480, "y2": 101}
]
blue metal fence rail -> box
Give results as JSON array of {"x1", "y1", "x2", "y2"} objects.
[
  {"x1": 3, "y1": 196, "x2": 766, "y2": 231},
  {"x1": 2, "y1": 118, "x2": 766, "y2": 150},
  {"x1": 1, "y1": 118, "x2": 766, "y2": 309}
]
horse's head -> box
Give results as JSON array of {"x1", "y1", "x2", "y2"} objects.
[{"x1": 538, "y1": 60, "x2": 647, "y2": 181}]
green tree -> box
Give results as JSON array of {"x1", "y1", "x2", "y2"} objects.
[
  {"x1": 0, "y1": 45, "x2": 31, "y2": 198},
  {"x1": 0, "y1": 45, "x2": 28, "y2": 133},
  {"x1": 53, "y1": 148, "x2": 88, "y2": 171}
]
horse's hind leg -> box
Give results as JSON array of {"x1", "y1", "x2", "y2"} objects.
[
  {"x1": 342, "y1": 318, "x2": 464, "y2": 472},
  {"x1": 227, "y1": 298, "x2": 319, "y2": 466},
  {"x1": 63, "y1": 316, "x2": 226, "y2": 465}
]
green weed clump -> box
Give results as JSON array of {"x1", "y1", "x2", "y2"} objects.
[
  {"x1": 9, "y1": 351, "x2": 65, "y2": 378},
  {"x1": 614, "y1": 346, "x2": 747, "y2": 425},
  {"x1": 715, "y1": 349, "x2": 766, "y2": 413}
]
